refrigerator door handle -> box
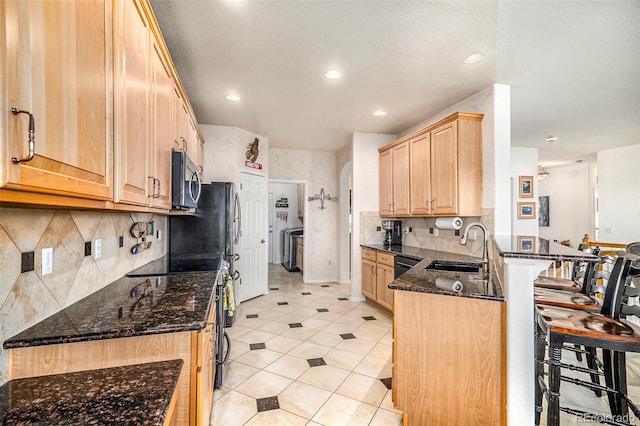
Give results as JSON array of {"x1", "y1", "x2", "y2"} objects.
[{"x1": 234, "y1": 193, "x2": 241, "y2": 243}]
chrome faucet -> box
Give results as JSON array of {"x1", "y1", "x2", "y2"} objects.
[{"x1": 460, "y1": 222, "x2": 490, "y2": 277}]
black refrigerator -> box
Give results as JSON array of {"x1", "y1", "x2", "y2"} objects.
[{"x1": 169, "y1": 181, "x2": 240, "y2": 327}]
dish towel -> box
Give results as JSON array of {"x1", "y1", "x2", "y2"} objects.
[
  {"x1": 223, "y1": 275, "x2": 236, "y2": 316},
  {"x1": 435, "y1": 277, "x2": 464, "y2": 292}
]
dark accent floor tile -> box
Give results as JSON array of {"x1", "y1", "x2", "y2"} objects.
[
  {"x1": 289, "y1": 323, "x2": 303, "y2": 328},
  {"x1": 307, "y1": 357, "x2": 327, "y2": 367},
  {"x1": 302, "y1": 292, "x2": 312, "y2": 295},
  {"x1": 246, "y1": 314, "x2": 259, "y2": 319},
  {"x1": 256, "y1": 396, "x2": 280, "y2": 412},
  {"x1": 270, "y1": 287, "x2": 279, "y2": 291},
  {"x1": 338, "y1": 297, "x2": 349, "y2": 301},
  {"x1": 278, "y1": 302, "x2": 288, "y2": 305},
  {"x1": 380, "y1": 377, "x2": 392, "y2": 390},
  {"x1": 340, "y1": 333, "x2": 356, "y2": 340},
  {"x1": 363, "y1": 316, "x2": 376, "y2": 321},
  {"x1": 250, "y1": 343, "x2": 266, "y2": 350},
  {"x1": 317, "y1": 308, "x2": 329, "y2": 313},
  {"x1": 321, "y1": 284, "x2": 330, "y2": 287}
]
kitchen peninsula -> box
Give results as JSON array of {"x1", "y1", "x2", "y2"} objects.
[{"x1": 3, "y1": 271, "x2": 219, "y2": 426}]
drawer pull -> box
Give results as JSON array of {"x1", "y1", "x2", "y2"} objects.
[{"x1": 11, "y1": 106, "x2": 36, "y2": 164}]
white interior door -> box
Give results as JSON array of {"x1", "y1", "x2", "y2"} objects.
[{"x1": 237, "y1": 172, "x2": 268, "y2": 302}]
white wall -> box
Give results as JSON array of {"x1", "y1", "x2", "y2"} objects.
[
  {"x1": 538, "y1": 162, "x2": 594, "y2": 247},
  {"x1": 511, "y1": 147, "x2": 539, "y2": 237},
  {"x1": 269, "y1": 182, "x2": 303, "y2": 264},
  {"x1": 350, "y1": 132, "x2": 396, "y2": 301},
  {"x1": 597, "y1": 144, "x2": 640, "y2": 243}
]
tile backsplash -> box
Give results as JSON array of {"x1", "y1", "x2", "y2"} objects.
[
  {"x1": 0, "y1": 207, "x2": 167, "y2": 384},
  {"x1": 360, "y1": 209, "x2": 495, "y2": 258}
]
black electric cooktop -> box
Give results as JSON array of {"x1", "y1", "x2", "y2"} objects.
[{"x1": 127, "y1": 254, "x2": 222, "y2": 277}]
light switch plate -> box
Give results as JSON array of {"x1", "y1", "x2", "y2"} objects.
[{"x1": 42, "y1": 247, "x2": 53, "y2": 275}]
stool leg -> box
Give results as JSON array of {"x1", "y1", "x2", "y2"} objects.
[
  {"x1": 614, "y1": 351, "x2": 628, "y2": 416},
  {"x1": 603, "y1": 349, "x2": 621, "y2": 415},
  {"x1": 585, "y1": 346, "x2": 603, "y2": 397},
  {"x1": 535, "y1": 323, "x2": 546, "y2": 425},
  {"x1": 547, "y1": 343, "x2": 562, "y2": 426}
]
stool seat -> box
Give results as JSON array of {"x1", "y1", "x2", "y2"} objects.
[
  {"x1": 534, "y1": 287, "x2": 601, "y2": 311},
  {"x1": 534, "y1": 276, "x2": 582, "y2": 291}
]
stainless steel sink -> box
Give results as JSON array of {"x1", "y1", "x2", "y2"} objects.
[{"x1": 425, "y1": 260, "x2": 483, "y2": 273}]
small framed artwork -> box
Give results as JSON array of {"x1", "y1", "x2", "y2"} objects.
[
  {"x1": 519, "y1": 176, "x2": 534, "y2": 198},
  {"x1": 517, "y1": 202, "x2": 536, "y2": 219},
  {"x1": 539, "y1": 196, "x2": 550, "y2": 226},
  {"x1": 517, "y1": 236, "x2": 536, "y2": 252}
]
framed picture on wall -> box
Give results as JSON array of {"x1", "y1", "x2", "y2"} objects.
[
  {"x1": 519, "y1": 176, "x2": 534, "y2": 198},
  {"x1": 517, "y1": 236, "x2": 536, "y2": 252},
  {"x1": 517, "y1": 202, "x2": 536, "y2": 219}
]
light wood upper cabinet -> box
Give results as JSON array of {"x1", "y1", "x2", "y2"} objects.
[
  {"x1": 149, "y1": 37, "x2": 173, "y2": 209},
  {"x1": 113, "y1": 0, "x2": 151, "y2": 207},
  {"x1": 379, "y1": 149, "x2": 393, "y2": 216},
  {"x1": 381, "y1": 112, "x2": 483, "y2": 218},
  {"x1": 2, "y1": 0, "x2": 113, "y2": 202},
  {"x1": 379, "y1": 141, "x2": 410, "y2": 217},
  {"x1": 409, "y1": 133, "x2": 431, "y2": 215}
]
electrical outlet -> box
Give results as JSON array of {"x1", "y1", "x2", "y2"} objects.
[
  {"x1": 42, "y1": 247, "x2": 53, "y2": 275},
  {"x1": 21, "y1": 251, "x2": 34, "y2": 273},
  {"x1": 84, "y1": 241, "x2": 91, "y2": 257},
  {"x1": 467, "y1": 229, "x2": 478, "y2": 240},
  {"x1": 95, "y1": 238, "x2": 102, "y2": 259},
  {"x1": 429, "y1": 228, "x2": 434, "y2": 234},
  {"x1": 433, "y1": 228, "x2": 439, "y2": 237}
]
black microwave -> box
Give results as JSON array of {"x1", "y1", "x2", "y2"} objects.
[{"x1": 171, "y1": 151, "x2": 202, "y2": 210}]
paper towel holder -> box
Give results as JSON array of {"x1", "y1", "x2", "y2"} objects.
[{"x1": 435, "y1": 217, "x2": 464, "y2": 231}]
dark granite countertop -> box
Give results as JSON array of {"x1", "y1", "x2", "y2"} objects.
[
  {"x1": 361, "y1": 244, "x2": 504, "y2": 301},
  {"x1": 493, "y1": 235, "x2": 600, "y2": 262},
  {"x1": 0, "y1": 359, "x2": 183, "y2": 425},
  {"x1": 3, "y1": 272, "x2": 217, "y2": 349}
]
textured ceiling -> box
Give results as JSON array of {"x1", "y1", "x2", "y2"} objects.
[{"x1": 150, "y1": 0, "x2": 639, "y2": 167}]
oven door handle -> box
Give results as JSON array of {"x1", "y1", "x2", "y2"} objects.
[
  {"x1": 396, "y1": 261, "x2": 416, "y2": 269},
  {"x1": 220, "y1": 331, "x2": 231, "y2": 365}
]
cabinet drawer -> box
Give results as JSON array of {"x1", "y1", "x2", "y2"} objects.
[
  {"x1": 377, "y1": 252, "x2": 395, "y2": 266},
  {"x1": 362, "y1": 248, "x2": 377, "y2": 262}
]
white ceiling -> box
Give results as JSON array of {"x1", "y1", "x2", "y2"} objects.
[{"x1": 150, "y1": 0, "x2": 639, "y2": 167}]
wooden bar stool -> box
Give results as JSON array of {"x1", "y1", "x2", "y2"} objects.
[{"x1": 535, "y1": 255, "x2": 640, "y2": 425}]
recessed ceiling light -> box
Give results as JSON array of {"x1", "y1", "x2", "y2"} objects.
[
  {"x1": 373, "y1": 110, "x2": 387, "y2": 116},
  {"x1": 324, "y1": 69, "x2": 342, "y2": 79},
  {"x1": 463, "y1": 53, "x2": 485, "y2": 64},
  {"x1": 225, "y1": 94, "x2": 241, "y2": 101},
  {"x1": 545, "y1": 136, "x2": 558, "y2": 142}
]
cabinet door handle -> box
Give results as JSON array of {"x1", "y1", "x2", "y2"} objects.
[
  {"x1": 11, "y1": 107, "x2": 36, "y2": 164},
  {"x1": 155, "y1": 178, "x2": 160, "y2": 198},
  {"x1": 181, "y1": 137, "x2": 187, "y2": 151},
  {"x1": 372, "y1": 265, "x2": 376, "y2": 275}
]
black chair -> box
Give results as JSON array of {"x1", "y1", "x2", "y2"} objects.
[{"x1": 535, "y1": 254, "x2": 640, "y2": 426}]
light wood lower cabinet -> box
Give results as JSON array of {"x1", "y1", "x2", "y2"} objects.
[
  {"x1": 8, "y1": 308, "x2": 216, "y2": 426},
  {"x1": 361, "y1": 248, "x2": 394, "y2": 312},
  {"x1": 393, "y1": 290, "x2": 505, "y2": 425}
]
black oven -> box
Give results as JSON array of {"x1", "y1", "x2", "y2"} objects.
[{"x1": 171, "y1": 151, "x2": 202, "y2": 210}]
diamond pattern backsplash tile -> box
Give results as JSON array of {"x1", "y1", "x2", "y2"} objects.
[{"x1": 0, "y1": 207, "x2": 167, "y2": 385}]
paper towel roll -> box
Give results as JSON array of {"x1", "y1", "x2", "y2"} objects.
[
  {"x1": 435, "y1": 277, "x2": 464, "y2": 292},
  {"x1": 435, "y1": 217, "x2": 463, "y2": 230}
]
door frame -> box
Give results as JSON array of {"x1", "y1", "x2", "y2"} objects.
[{"x1": 268, "y1": 179, "x2": 307, "y2": 282}]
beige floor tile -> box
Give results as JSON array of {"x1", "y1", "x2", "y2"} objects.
[
  {"x1": 228, "y1": 340, "x2": 251, "y2": 361},
  {"x1": 226, "y1": 324, "x2": 252, "y2": 339},
  {"x1": 323, "y1": 348, "x2": 366, "y2": 371},
  {"x1": 280, "y1": 326, "x2": 320, "y2": 340},
  {"x1": 257, "y1": 320, "x2": 292, "y2": 335},
  {"x1": 223, "y1": 360, "x2": 261, "y2": 389},
  {"x1": 234, "y1": 370, "x2": 293, "y2": 399},
  {"x1": 234, "y1": 329, "x2": 279, "y2": 344},
  {"x1": 266, "y1": 335, "x2": 304, "y2": 353},
  {"x1": 322, "y1": 322, "x2": 358, "y2": 335},
  {"x1": 263, "y1": 354, "x2": 311, "y2": 380},
  {"x1": 209, "y1": 390, "x2": 257, "y2": 426},
  {"x1": 367, "y1": 341, "x2": 393, "y2": 361},
  {"x1": 212, "y1": 386, "x2": 231, "y2": 402},
  {"x1": 334, "y1": 337, "x2": 377, "y2": 355},
  {"x1": 379, "y1": 390, "x2": 403, "y2": 413},
  {"x1": 354, "y1": 355, "x2": 392, "y2": 379},
  {"x1": 311, "y1": 394, "x2": 378, "y2": 426},
  {"x1": 307, "y1": 330, "x2": 345, "y2": 347},
  {"x1": 297, "y1": 364, "x2": 350, "y2": 392},
  {"x1": 311, "y1": 311, "x2": 344, "y2": 322},
  {"x1": 243, "y1": 409, "x2": 308, "y2": 425},
  {"x1": 369, "y1": 408, "x2": 403, "y2": 425},
  {"x1": 288, "y1": 341, "x2": 332, "y2": 359},
  {"x1": 335, "y1": 372, "x2": 388, "y2": 406},
  {"x1": 352, "y1": 324, "x2": 388, "y2": 342},
  {"x1": 301, "y1": 317, "x2": 332, "y2": 330},
  {"x1": 235, "y1": 348, "x2": 284, "y2": 369},
  {"x1": 278, "y1": 381, "x2": 333, "y2": 419},
  {"x1": 234, "y1": 317, "x2": 271, "y2": 329}
]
